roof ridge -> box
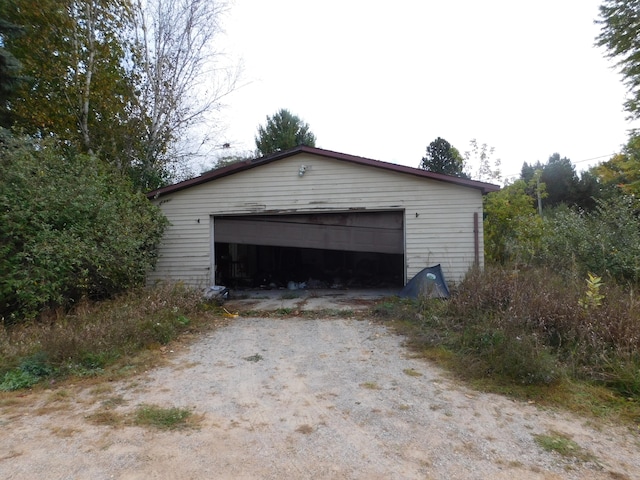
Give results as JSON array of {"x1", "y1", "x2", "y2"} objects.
[{"x1": 147, "y1": 146, "x2": 500, "y2": 198}]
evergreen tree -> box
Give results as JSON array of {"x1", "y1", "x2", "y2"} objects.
[
  {"x1": 597, "y1": 0, "x2": 640, "y2": 119},
  {"x1": 420, "y1": 137, "x2": 468, "y2": 178},
  {"x1": 255, "y1": 109, "x2": 316, "y2": 156}
]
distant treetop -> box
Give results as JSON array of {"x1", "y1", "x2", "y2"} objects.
[
  {"x1": 255, "y1": 109, "x2": 316, "y2": 156},
  {"x1": 420, "y1": 137, "x2": 469, "y2": 179}
]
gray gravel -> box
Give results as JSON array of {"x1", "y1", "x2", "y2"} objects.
[{"x1": 1, "y1": 316, "x2": 639, "y2": 479}]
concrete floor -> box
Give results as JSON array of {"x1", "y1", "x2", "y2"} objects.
[{"x1": 224, "y1": 288, "x2": 400, "y2": 312}]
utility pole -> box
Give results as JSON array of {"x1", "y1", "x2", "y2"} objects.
[{"x1": 534, "y1": 169, "x2": 543, "y2": 216}]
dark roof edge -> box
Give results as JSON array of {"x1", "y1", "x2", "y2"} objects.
[{"x1": 146, "y1": 145, "x2": 500, "y2": 199}]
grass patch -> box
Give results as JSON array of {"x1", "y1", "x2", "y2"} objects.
[
  {"x1": 243, "y1": 353, "x2": 263, "y2": 363},
  {"x1": 134, "y1": 404, "x2": 194, "y2": 430},
  {"x1": 403, "y1": 368, "x2": 423, "y2": 377},
  {"x1": 360, "y1": 381, "x2": 380, "y2": 390},
  {"x1": 101, "y1": 396, "x2": 127, "y2": 409},
  {"x1": 534, "y1": 431, "x2": 594, "y2": 462},
  {"x1": 86, "y1": 403, "x2": 201, "y2": 430},
  {"x1": 86, "y1": 410, "x2": 124, "y2": 427},
  {"x1": 373, "y1": 266, "x2": 640, "y2": 426},
  {"x1": 0, "y1": 283, "x2": 228, "y2": 391}
]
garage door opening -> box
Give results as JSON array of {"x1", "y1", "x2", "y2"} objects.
[
  {"x1": 213, "y1": 211, "x2": 405, "y2": 289},
  {"x1": 215, "y1": 243, "x2": 404, "y2": 288}
]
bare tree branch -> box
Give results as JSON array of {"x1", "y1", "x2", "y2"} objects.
[{"x1": 131, "y1": 0, "x2": 239, "y2": 186}]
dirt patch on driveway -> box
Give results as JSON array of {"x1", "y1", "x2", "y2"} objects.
[
  {"x1": 225, "y1": 288, "x2": 399, "y2": 313},
  {"x1": 1, "y1": 315, "x2": 639, "y2": 479}
]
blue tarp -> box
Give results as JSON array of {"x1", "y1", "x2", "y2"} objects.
[{"x1": 398, "y1": 264, "x2": 450, "y2": 299}]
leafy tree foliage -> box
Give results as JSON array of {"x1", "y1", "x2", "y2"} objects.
[
  {"x1": 255, "y1": 109, "x2": 316, "y2": 156},
  {"x1": 484, "y1": 178, "x2": 640, "y2": 283},
  {"x1": 541, "y1": 154, "x2": 580, "y2": 207},
  {"x1": 0, "y1": 17, "x2": 23, "y2": 127},
  {"x1": 203, "y1": 151, "x2": 255, "y2": 173},
  {"x1": 521, "y1": 154, "x2": 577, "y2": 208},
  {"x1": 420, "y1": 137, "x2": 468, "y2": 178},
  {"x1": 597, "y1": 0, "x2": 640, "y2": 119},
  {"x1": 573, "y1": 170, "x2": 601, "y2": 211},
  {"x1": 521, "y1": 153, "x2": 598, "y2": 210},
  {"x1": 0, "y1": 0, "x2": 235, "y2": 190},
  {"x1": 593, "y1": 134, "x2": 640, "y2": 197},
  {"x1": 483, "y1": 180, "x2": 543, "y2": 264},
  {"x1": 539, "y1": 196, "x2": 640, "y2": 283},
  {"x1": 464, "y1": 139, "x2": 501, "y2": 183},
  {"x1": 0, "y1": 131, "x2": 168, "y2": 322},
  {"x1": 1, "y1": 0, "x2": 137, "y2": 158}
]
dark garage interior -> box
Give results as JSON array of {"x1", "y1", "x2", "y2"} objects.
[
  {"x1": 215, "y1": 243, "x2": 404, "y2": 289},
  {"x1": 213, "y1": 211, "x2": 406, "y2": 289}
]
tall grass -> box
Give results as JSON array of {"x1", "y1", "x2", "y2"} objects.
[
  {"x1": 0, "y1": 283, "x2": 219, "y2": 390},
  {"x1": 388, "y1": 266, "x2": 640, "y2": 398}
]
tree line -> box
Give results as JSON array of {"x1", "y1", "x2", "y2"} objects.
[{"x1": 418, "y1": 130, "x2": 640, "y2": 281}]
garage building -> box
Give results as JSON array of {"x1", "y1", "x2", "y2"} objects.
[{"x1": 146, "y1": 146, "x2": 499, "y2": 289}]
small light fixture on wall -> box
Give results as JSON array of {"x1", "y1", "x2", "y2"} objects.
[{"x1": 298, "y1": 165, "x2": 307, "y2": 177}]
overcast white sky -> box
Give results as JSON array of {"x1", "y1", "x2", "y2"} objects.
[{"x1": 213, "y1": 0, "x2": 637, "y2": 183}]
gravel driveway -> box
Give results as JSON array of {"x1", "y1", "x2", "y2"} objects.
[{"x1": 1, "y1": 311, "x2": 639, "y2": 479}]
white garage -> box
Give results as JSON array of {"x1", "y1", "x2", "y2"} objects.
[{"x1": 146, "y1": 146, "x2": 498, "y2": 289}]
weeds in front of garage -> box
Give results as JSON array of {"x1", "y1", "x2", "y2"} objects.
[
  {"x1": 0, "y1": 283, "x2": 229, "y2": 393},
  {"x1": 371, "y1": 267, "x2": 640, "y2": 428},
  {"x1": 274, "y1": 307, "x2": 294, "y2": 316}
]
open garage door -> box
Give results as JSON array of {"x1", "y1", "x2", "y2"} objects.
[
  {"x1": 213, "y1": 211, "x2": 405, "y2": 288},
  {"x1": 214, "y1": 211, "x2": 404, "y2": 254}
]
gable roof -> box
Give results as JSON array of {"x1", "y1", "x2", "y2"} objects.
[{"x1": 147, "y1": 146, "x2": 500, "y2": 199}]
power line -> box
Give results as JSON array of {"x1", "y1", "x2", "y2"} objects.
[{"x1": 573, "y1": 153, "x2": 616, "y2": 164}]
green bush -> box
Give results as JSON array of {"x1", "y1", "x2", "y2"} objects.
[
  {"x1": 0, "y1": 352, "x2": 53, "y2": 391},
  {"x1": 19, "y1": 352, "x2": 53, "y2": 378},
  {"x1": 0, "y1": 369, "x2": 40, "y2": 391},
  {"x1": 483, "y1": 180, "x2": 544, "y2": 265},
  {"x1": 538, "y1": 197, "x2": 640, "y2": 283},
  {"x1": 0, "y1": 133, "x2": 168, "y2": 322}
]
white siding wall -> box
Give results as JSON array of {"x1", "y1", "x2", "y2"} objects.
[{"x1": 148, "y1": 153, "x2": 485, "y2": 287}]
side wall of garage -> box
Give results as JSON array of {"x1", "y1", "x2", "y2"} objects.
[{"x1": 148, "y1": 153, "x2": 485, "y2": 287}]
